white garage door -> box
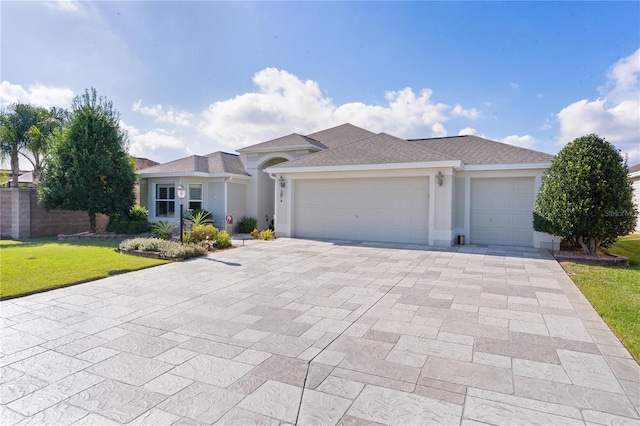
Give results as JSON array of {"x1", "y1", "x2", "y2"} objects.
[
  {"x1": 471, "y1": 177, "x2": 534, "y2": 246},
  {"x1": 294, "y1": 177, "x2": 429, "y2": 244}
]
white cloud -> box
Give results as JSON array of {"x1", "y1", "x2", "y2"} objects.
[
  {"x1": 501, "y1": 134, "x2": 537, "y2": 150},
  {"x1": 198, "y1": 67, "x2": 478, "y2": 150},
  {"x1": 132, "y1": 100, "x2": 193, "y2": 126},
  {"x1": 510, "y1": 83, "x2": 519, "y2": 89},
  {"x1": 451, "y1": 104, "x2": 480, "y2": 119},
  {"x1": 458, "y1": 127, "x2": 478, "y2": 136},
  {"x1": 0, "y1": 81, "x2": 74, "y2": 109},
  {"x1": 121, "y1": 121, "x2": 189, "y2": 162},
  {"x1": 45, "y1": 0, "x2": 82, "y2": 13},
  {"x1": 556, "y1": 49, "x2": 640, "y2": 164}
]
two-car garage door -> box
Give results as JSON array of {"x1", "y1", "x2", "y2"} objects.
[
  {"x1": 470, "y1": 177, "x2": 534, "y2": 246},
  {"x1": 293, "y1": 177, "x2": 429, "y2": 244}
]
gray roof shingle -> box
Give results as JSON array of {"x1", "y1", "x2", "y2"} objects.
[
  {"x1": 629, "y1": 163, "x2": 640, "y2": 174},
  {"x1": 138, "y1": 152, "x2": 248, "y2": 175},
  {"x1": 409, "y1": 135, "x2": 555, "y2": 165},
  {"x1": 305, "y1": 123, "x2": 376, "y2": 148},
  {"x1": 238, "y1": 133, "x2": 325, "y2": 152},
  {"x1": 275, "y1": 133, "x2": 456, "y2": 168}
]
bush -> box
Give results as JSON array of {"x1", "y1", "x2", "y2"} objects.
[
  {"x1": 119, "y1": 238, "x2": 206, "y2": 259},
  {"x1": 533, "y1": 134, "x2": 637, "y2": 255},
  {"x1": 186, "y1": 209, "x2": 214, "y2": 227},
  {"x1": 251, "y1": 228, "x2": 259, "y2": 239},
  {"x1": 106, "y1": 216, "x2": 151, "y2": 235},
  {"x1": 184, "y1": 225, "x2": 218, "y2": 244},
  {"x1": 259, "y1": 229, "x2": 274, "y2": 240},
  {"x1": 129, "y1": 205, "x2": 148, "y2": 221},
  {"x1": 215, "y1": 230, "x2": 232, "y2": 248},
  {"x1": 237, "y1": 216, "x2": 258, "y2": 234},
  {"x1": 151, "y1": 221, "x2": 176, "y2": 240},
  {"x1": 106, "y1": 206, "x2": 151, "y2": 235}
]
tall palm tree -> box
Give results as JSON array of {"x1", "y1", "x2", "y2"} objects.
[
  {"x1": 0, "y1": 104, "x2": 38, "y2": 187},
  {"x1": 0, "y1": 104, "x2": 64, "y2": 187}
]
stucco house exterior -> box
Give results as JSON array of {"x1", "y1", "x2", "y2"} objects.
[
  {"x1": 630, "y1": 163, "x2": 640, "y2": 233},
  {"x1": 137, "y1": 123, "x2": 559, "y2": 249}
]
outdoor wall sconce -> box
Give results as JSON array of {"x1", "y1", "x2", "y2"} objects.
[
  {"x1": 279, "y1": 176, "x2": 285, "y2": 199},
  {"x1": 436, "y1": 171, "x2": 444, "y2": 187}
]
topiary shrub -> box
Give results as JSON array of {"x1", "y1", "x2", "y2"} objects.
[
  {"x1": 129, "y1": 205, "x2": 149, "y2": 221},
  {"x1": 237, "y1": 216, "x2": 258, "y2": 234},
  {"x1": 533, "y1": 134, "x2": 637, "y2": 255},
  {"x1": 183, "y1": 225, "x2": 218, "y2": 244},
  {"x1": 215, "y1": 230, "x2": 232, "y2": 248}
]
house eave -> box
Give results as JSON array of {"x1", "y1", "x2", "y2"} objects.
[
  {"x1": 138, "y1": 171, "x2": 251, "y2": 180},
  {"x1": 266, "y1": 160, "x2": 464, "y2": 174},
  {"x1": 461, "y1": 162, "x2": 553, "y2": 171}
]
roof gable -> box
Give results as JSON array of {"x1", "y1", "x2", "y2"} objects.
[
  {"x1": 305, "y1": 123, "x2": 376, "y2": 149},
  {"x1": 138, "y1": 152, "x2": 248, "y2": 175},
  {"x1": 237, "y1": 133, "x2": 325, "y2": 153},
  {"x1": 409, "y1": 135, "x2": 555, "y2": 165}
]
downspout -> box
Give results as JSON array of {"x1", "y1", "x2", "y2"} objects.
[
  {"x1": 268, "y1": 173, "x2": 278, "y2": 232},
  {"x1": 223, "y1": 175, "x2": 232, "y2": 233}
]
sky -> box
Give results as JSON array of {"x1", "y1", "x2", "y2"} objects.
[{"x1": 1, "y1": 0, "x2": 639, "y2": 167}]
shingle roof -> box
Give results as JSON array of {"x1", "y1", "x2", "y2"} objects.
[
  {"x1": 275, "y1": 133, "x2": 456, "y2": 168},
  {"x1": 305, "y1": 123, "x2": 376, "y2": 149},
  {"x1": 238, "y1": 133, "x2": 325, "y2": 152},
  {"x1": 629, "y1": 163, "x2": 640, "y2": 174},
  {"x1": 138, "y1": 152, "x2": 248, "y2": 175},
  {"x1": 409, "y1": 135, "x2": 555, "y2": 165},
  {"x1": 133, "y1": 157, "x2": 159, "y2": 171}
]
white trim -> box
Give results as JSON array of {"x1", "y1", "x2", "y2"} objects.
[
  {"x1": 139, "y1": 171, "x2": 251, "y2": 180},
  {"x1": 267, "y1": 160, "x2": 463, "y2": 174},
  {"x1": 629, "y1": 170, "x2": 640, "y2": 179},
  {"x1": 461, "y1": 162, "x2": 552, "y2": 171}
]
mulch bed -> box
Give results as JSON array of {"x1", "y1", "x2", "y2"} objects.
[{"x1": 554, "y1": 250, "x2": 629, "y2": 266}]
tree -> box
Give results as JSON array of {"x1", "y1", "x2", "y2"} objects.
[
  {"x1": 533, "y1": 134, "x2": 637, "y2": 255},
  {"x1": 0, "y1": 104, "x2": 64, "y2": 186},
  {"x1": 38, "y1": 88, "x2": 136, "y2": 232},
  {"x1": 0, "y1": 104, "x2": 39, "y2": 187},
  {"x1": 24, "y1": 107, "x2": 66, "y2": 182}
]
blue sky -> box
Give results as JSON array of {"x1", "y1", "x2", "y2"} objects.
[{"x1": 2, "y1": 1, "x2": 639, "y2": 166}]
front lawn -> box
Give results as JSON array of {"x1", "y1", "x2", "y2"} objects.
[
  {"x1": 0, "y1": 237, "x2": 168, "y2": 299},
  {"x1": 561, "y1": 234, "x2": 640, "y2": 362}
]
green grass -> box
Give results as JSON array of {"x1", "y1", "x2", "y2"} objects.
[
  {"x1": 0, "y1": 237, "x2": 169, "y2": 299},
  {"x1": 562, "y1": 234, "x2": 640, "y2": 362}
]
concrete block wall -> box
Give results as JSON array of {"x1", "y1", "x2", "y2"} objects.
[{"x1": 0, "y1": 188, "x2": 108, "y2": 239}]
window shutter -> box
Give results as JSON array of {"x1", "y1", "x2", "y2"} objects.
[{"x1": 189, "y1": 184, "x2": 202, "y2": 200}]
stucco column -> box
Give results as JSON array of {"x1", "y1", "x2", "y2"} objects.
[
  {"x1": 11, "y1": 188, "x2": 31, "y2": 239},
  {"x1": 431, "y1": 170, "x2": 455, "y2": 246}
]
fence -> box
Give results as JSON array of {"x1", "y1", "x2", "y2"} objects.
[{"x1": 0, "y1": 188, "x2": 108, "y2": 239}]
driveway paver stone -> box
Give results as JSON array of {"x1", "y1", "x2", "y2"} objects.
[{"x1": 1, "y1": 238, "x2": 638, "y2": 425}]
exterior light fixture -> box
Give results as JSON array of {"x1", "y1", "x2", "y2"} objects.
[
  {"x1": 177, "y1": 182, "x2": 186, "y2": 243},
  {"x1": 436, "y1": 171, "x2": 444, "y2": 187},
  {"x1": 279, "y1": 176, "x2": 285, "y2": 199}
]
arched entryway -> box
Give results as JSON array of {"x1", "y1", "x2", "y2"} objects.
[{"x1": 256, "y1": 157, "x2": 288, "y2": 231}]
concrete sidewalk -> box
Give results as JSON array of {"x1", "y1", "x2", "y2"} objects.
[{"x1": 1, "y1": 238, "x2": 638, "y2": 425}]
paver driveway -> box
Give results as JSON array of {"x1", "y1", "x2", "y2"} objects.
[{"x1": 1, "y1": 238, "x2": 639, "y2": 425}]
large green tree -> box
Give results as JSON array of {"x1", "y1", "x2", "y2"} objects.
[
  {"x1": 38, "y1": 88, "x2": 136, "y2": 232},
  {"x1": 533, "y1": 134, "x2": 637, "y2": 255}
]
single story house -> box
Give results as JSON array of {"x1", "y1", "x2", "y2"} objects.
[
  {"x1": 630, "y1": 163, "x2": 640, "y2": 233},
  {"x1": 137, "y1": 123, "x2": 559, "y2": 249}
]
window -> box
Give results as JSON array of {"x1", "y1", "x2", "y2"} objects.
[
  {"x1": 188, "y1": 183, "x2": 203, "y2": 211},
  {"x1": 155, "y1": 184, "x2": 175, "y2": 217}
]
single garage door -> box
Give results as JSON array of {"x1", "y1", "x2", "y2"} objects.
[
  {"x1": 294, "y1": 177, "x2": 429, "y2": 244},
  {"x1": 471, "y1": 177, "x2": 534, "y2": 246}
]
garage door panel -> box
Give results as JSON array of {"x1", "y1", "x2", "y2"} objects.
[
  {"x1": 294, "y1": 177, "x2": 429, "y2": 244},
  {"x1": 471, "y1": 177, "x2": 534, "y2": 246}
]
